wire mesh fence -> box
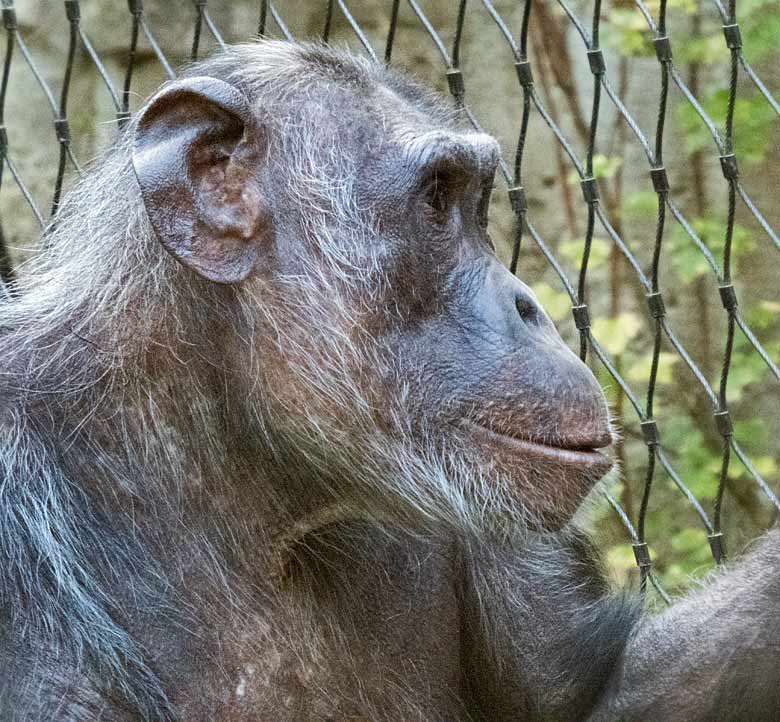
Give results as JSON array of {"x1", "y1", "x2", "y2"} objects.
[{"x1": 1, "y1": 0, "x2": 778, "y2": 604}]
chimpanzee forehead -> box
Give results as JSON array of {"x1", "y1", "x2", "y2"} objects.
[
  {"x1": 371, "y1": 84, "x2": 455, "y2": 130},
  {"x1": 280, "y1": 72, "x2": 457, "y2": 133},
  {"x1": 350, "y1": 84, "x2": 500, "y2": 170},
  {"x1": 285, "y1": 48, "x2": 457, "y2": 129},
  {"x1": 266, "y1": 77, "x2": 462, "y2": 163},
  {"x1": 192, "y1": 41, "x2": 459, "y2": 138}
]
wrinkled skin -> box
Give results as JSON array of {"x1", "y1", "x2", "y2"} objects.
[{"x1": 0, "y1": 41, "x2": 778, "y2": 722}]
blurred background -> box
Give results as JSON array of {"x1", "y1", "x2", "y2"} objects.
[{"x1": 2, "y1": 0, "x2": 778, "y2": 604}]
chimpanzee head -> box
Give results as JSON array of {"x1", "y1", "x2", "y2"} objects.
[{"x1": 131, "y1": 41, "x2": 612, "y2": 536}]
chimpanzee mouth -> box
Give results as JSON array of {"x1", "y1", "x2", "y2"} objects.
[{"x1": 462, "y1": 421, "x2": 613, "y2": 476}]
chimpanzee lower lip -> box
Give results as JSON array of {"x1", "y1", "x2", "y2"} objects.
[{"x1": 463, "y1": 421, "x2": 613, "y2": 473}]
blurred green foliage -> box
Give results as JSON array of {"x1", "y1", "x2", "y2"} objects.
[{"x1": 532, "y1": 0, "x2": 780, "y2": 599}]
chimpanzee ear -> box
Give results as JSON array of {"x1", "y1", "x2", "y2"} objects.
[{"x1": 132, "y1": 76, "x2": 270, "y2": 284}]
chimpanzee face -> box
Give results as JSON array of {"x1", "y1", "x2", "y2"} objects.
[
  {"x1": 132, "y1": 44, "x2": 612, "y2": 532},
  {"x1": 350, "y1": 100, "x2": 612, "y2": 528}
]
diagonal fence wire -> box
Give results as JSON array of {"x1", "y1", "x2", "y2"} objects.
[{"x1": 0, "y1": 0, "x2": 778, "y2": 604}]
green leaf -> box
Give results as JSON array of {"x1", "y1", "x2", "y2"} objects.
[
  {"x1": 603, "y1": 9, "x2": 654, "y2": 57},
  {"x1": 531, "y1": 282, "x2": 571, "y2": 323},
  {"x1": 592, "y1": 154, "x2": 623, "y2": 180},
  {"x1": 722, "y1": 348, "x2": 769, "y2": 403},
  {"x1": 566, "y1": 155, "x2": 623, "y2": 184},
  {"x1": 622, "y1": 190, "x2": 659, "y2": 221},
  {"x1": 745, "y1": 301, "x2": 780, "y2": 329},
  {"x1": 730, "y1": 455, "x2": 778, "y2": 480},
  {"x1": 606, "y1": 543, "x2": 642, "y2": 577},
  {"x1": 626, "y1": 351, "x2": 679, "y2": 385},
  {"x1": 661, "y1": 417, "x2": 720, "y2": 498},
  {"x1": 669, "y1": 0, "x2": 697, "y2": 11},
  {"x1": 670, "y1": 527, "x2": 709, "y2": 556},
  {"x1": 672, "y1": 33, "x2": 726, "y2": 66},
  {"x1": 676, "y1": 91, "x2": 773, "y2": 164},
  {"x1": 742, "y1": 6, "x2": 780, "y2": 64},
  {"x1": 592, "y1": 312, "x2": 643, "y2": 356},
  {"x1": 559, "y1": 237, "x2": 611, "y2": 269},
  {"x1": 733, "y1": 418, "x2": 768, "y2": 448},
  {"x1": 667, "y1": 217, "x2": 755, "y2": 283}
]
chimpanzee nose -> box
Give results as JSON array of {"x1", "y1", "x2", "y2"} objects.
[{"x1": 478, "y1": 257, "x2": 557, "y2": 343}]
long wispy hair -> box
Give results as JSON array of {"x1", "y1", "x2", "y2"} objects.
[{"x1": 0, "y1": 40, "x2": 532, "y2": 719}]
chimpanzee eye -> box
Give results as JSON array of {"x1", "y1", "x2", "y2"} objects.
[
  {"x1": 422, "y1": 173, "x2": 450, "y2": 216},
  {"x1": 476, "y1": 179, "x2": 493, "y2": 229}
]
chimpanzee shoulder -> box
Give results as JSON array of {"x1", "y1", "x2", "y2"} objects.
[{"x1": 460, "y1": 529, "x2": 641, "y2": 722}]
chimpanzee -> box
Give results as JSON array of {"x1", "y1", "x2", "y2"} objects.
[{"x1": 0, "y1": 40, "x2": 778, "y2": 722}]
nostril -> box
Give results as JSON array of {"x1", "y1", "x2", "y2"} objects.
[{"x1": 515, "y1": 294, "x2": 539, "y2": 324}]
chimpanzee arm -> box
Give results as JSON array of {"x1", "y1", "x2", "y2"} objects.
[
  {"x1": 461, "y1": 529, "x2": 780, "y2": 722},
  {"x1": 588, "y1": 528, "x2": 780, "y2": 722}
]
